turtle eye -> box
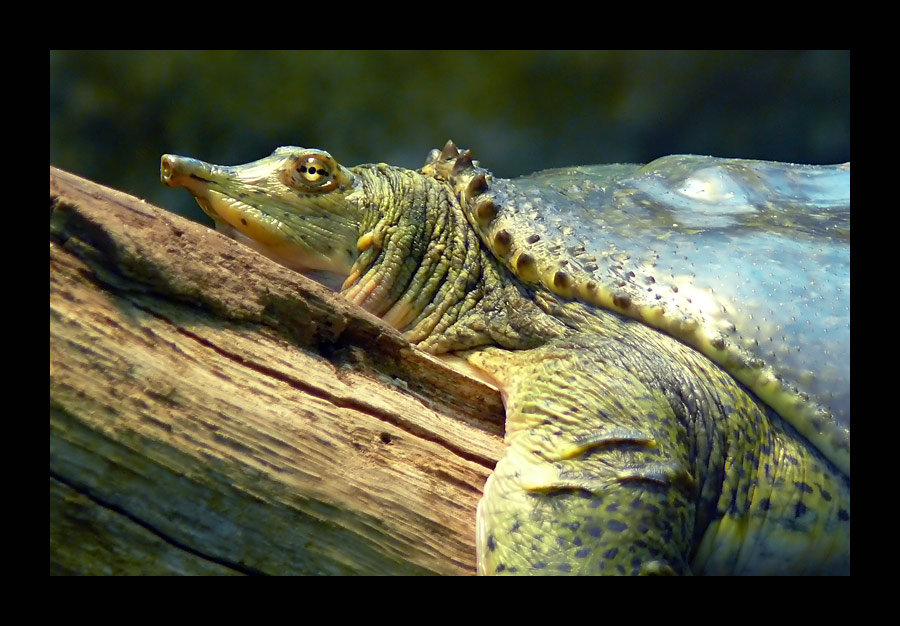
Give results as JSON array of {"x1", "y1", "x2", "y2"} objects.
[{"x1": 297, "y1": 156, "x2": 333, "y2": 186}]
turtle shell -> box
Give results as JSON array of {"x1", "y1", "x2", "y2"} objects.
[{"x1": 424, "y1": 142, "x2": 850, "y2": 476}]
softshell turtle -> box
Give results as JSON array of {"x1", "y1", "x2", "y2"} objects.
[{"x1": 160, "y1": 141, "x2": 850, "y2": 575}]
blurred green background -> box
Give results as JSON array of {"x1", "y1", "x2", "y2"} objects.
[{"x1": 50, "y1": 51, "x2": 850, "y2": 224}]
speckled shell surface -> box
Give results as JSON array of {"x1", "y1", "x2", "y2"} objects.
[{"x1": 426, "y1": 148, "x2": 850, "y2": 475}]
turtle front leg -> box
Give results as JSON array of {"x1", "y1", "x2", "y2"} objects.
[{"x1": 468, "y1": 339, "x2": 698, "y2": 576}]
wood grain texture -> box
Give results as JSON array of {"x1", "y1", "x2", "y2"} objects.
[{"x1": 50, "y1": 166, "x2": 505, "y2": 575}]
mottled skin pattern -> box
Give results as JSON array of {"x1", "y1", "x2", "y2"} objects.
[
  {"x1": 426, "y1": 151, "x2": 850, "y2": 477},
  {"x1": 161, "y1": 142, "x2": 850, "y2": 575},
  {"x1": 471, "y1": 312, "x2": 848, "y2": 574}
]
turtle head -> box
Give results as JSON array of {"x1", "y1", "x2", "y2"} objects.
[
  {"x1": 162, "y1": 145, "x2": 478, "y2": 330},
  {"x1": 161, "y1": 147, "x2": 363, "y2": 285}
]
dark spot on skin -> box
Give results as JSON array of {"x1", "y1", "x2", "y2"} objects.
[
  {"x1": 379, "y1": 432, "x2": 392, "y2": 444},
  {"x1": 818, "y1": 487, "x2": 832, "y2": 501},
  {"x1": 613, "y1": 294, "x2": 631, "y2": 309},
  {"x1": 493, "y1": 230, "x2": 512, "y2": 255},
  {"x1": 517, "y1": 253, "x2": 536, "y2": 275},
  {"x1": 794, "y1": 481, "x2": 814, "y2": 494},
  {"x1": 241, "y1": 218, "x2": 248, "y2": 226},
  {"x1": 575, "y1": 548, "x2": 591, "y2": 559},
  {"x1": 838, "y1": 509, "x2": 849, "y2": 522},
  {"x1": 532, "y1": 561, "x2": 547, "y2": 569},
  {"x1": 661, "y1": 524, "x2": 673, "y2": 543},
  {"x1": 527, "y1": 234, "x2": 541, "y2": 244},
  {"x1": 475, "y1": 199, "x2": 497, "y2": 223},
  {"x1": 466, "y1": 173, "x2": 489, "y2": 200},
  {"x1": 487, "y1": 535, "x2": 496, "y2": 551},
  {"x1": 554, "y1": 271, "x2": 571, "y2": 289},
  {"x1": 607, "y1": 520, "x2": 628, "y2": 532},
  {"x1": 794, "y1": 501, "x2": 808, "y2": 518},
  {"x1": 727, "y1": 487, "x2": 740, "y2": 515},
  {"x1": 587, "y1": 526, "x2": 602, "y2": 537},
  {"x1": 604, "y1": 548, "x2": 618, "y2": 559},
  {"x1": 558, "y1": 563, "x2": 572, "y2": 572}
]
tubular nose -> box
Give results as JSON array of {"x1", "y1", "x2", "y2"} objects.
[
  {"x1": 160, "y1": 154, "x2": 182, "y2": 186},
  {"x1": 160, "y1": 154, "x2": 213, "y2": 187}
]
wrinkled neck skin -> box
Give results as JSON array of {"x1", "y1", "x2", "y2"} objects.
[{"x1": 342, "y1": 165, "x2": 569, "y2": 355}]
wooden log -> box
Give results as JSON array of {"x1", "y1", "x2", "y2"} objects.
[{"x1": 49, "y1": 166, "x2": 506, "y2": 575}]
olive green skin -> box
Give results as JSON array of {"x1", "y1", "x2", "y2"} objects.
[{"x1": 161, "y1": 142, "x2": 850, "y2": 575}]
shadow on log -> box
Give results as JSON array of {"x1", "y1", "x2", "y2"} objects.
[{"x1": 50, "y1": 166, "x2": 505, "y2": 575}]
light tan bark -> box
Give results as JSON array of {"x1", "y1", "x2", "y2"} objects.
[{"x1": 50, "y1": 166, "x2": 505, "y2": 575}]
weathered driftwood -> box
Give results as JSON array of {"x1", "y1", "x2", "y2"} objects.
[{"x1": 49, "y1": 166, "x2": 506, "y2": 575}]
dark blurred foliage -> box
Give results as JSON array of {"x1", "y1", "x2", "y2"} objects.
[{"x1": 50, "y1": 51, "x2": 849, "y2": 224}]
